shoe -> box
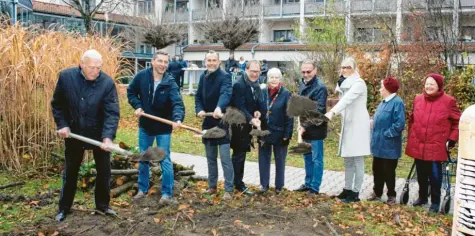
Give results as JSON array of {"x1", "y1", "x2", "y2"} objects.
[
  {"x1": 222, "y1": 192, "x2": 233, "y2": 200},
  {"x1": 257, "y1": 187, "x2": 268, "y2": 195},
  {"x1": 387, "y1": 196, "x2": 396, "y2": 205},
  {"x1": 205, "y1": 188, "x2": 217, "y2": 195},
  {"x1": 55, "y1": 211, "x2": 67, "y2": 222},
  {"x1": 275, "y1": 189, "x2": 283, "y2": 194},
  {"x1": 429, "y1": 204, "x2": 440, "y2": 213},
  {"x1": 336, "y1": 189, "x2": 351, "y2": 200},
  {"x1": 98, "y1": 208, "x2": 118, "y2": 216},
  {"x1": 159, "y1": 195, "x2": 172, "y2": 205},
  {"x1": 133, "y1": 191, "x2": 146, "y2": 200},
  {"x1": 342, "y1": 191, "x2": 360, "y2": 203},
  {"x1": 412, "y1": 198, "x2": 428, "y2": 207},
  {"x1": 307, "y1": 189, "x2": 319, "y2": 196},
  {"x1": 240, "y1": 187, "x2": 254, "y2": 196},
  {"x1": 367, "y1": 193, "x2": 381, "y2": 201},
  {"x1": 294, "y1": 184, "x2": 309, "y2": 192}
]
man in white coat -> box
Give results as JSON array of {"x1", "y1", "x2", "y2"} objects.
[{"x1": 325, "y1": 57, "x2": 371, "y2": 203}]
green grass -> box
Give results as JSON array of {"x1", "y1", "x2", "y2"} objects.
[{"x1": 116, "y1": 94, "x2": 416, "y2": 178}]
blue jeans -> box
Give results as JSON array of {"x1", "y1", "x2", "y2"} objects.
[
  {"x1": 258, "y1": 144, "x2": 287, "y2": 190},
  {"x1": 137, "y1": 128, "x2": 173, "y2": 197},
  {"x1": 303, "y1": 139, "x2": 324, "y2": 192},
  {"x1": 205, "y1": 143, "x2": 234, "y2": 192}
]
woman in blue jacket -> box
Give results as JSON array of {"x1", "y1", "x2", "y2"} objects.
[
  {"x1": 258, "y1": 68, "x2": 294, "y2": 194},
  {"x1": 369, "y1": 76, "x2": 406, "y2": 204}
]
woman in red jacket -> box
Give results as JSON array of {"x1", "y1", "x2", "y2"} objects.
[{"x1": 405, "y1": 73, "x2": 461, "y2": 213}]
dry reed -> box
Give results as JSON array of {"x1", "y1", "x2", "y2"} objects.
[{"x1": 0, "y1": 24, "x2": 127, "y2": 173}]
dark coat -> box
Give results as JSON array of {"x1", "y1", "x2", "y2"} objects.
[
  {"x1": 127, "y1": 68, "x2": 185, "y2": 135},
  {"x1": 51, "y1": 66, "x2": 120, "y2": 144},
  {"x1": 261, "y1": 86, "x2": 294, "y2": 146},
  {"x1": 230, "y1": 74, "x2": 265, "y2": 152},
  {"x1": 195, "y1": 68, "x2": 232, "y2": 145},
  {"x1": 405, "y1": 94, "x2": 461, "y2": 162},
  {"x1": 371, "y1": 95, "x2": 406, "y2": 159},
  {"x1": 179, "y1": 60, "x2": 187, "y2": 76},
  {"x1": 298, "y1": 76, "x2": 328, "y2": 140},
  {"x1": 225, "y1": 58, "x2": 238, "y2": 73},
  {"x1": 167, "y1": 60, "x2": 183, "y2": 79}
]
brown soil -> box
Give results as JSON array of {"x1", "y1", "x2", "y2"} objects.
[{"x1": 4, "y1": 182, "x2": 344, "y2": 236}]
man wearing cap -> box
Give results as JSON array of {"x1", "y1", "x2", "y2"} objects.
[{"x1": 368, "y1": 77, "x2": 405, "y2": 204}]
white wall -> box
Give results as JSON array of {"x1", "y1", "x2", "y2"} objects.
[{"x1": 184, "y1": 50, "x2": 310, "y2": 62}]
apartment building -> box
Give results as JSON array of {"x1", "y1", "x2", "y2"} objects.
[{"x1": 140, "y1": 0, "x2": 475, "y2": 67}]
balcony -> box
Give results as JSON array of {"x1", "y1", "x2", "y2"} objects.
[
  {"x1": 351, "y1": 0, "x2": 396, "y2": 13},
  {"x1": 264, "y1": 4, "x2": 280, "y2": 16},
  {"x1": 373, "y1": 0, "x2": 397, "y2": 12},
  {"x1": 282, "y1": 3, "x2": 300, "y2": 16},
  {"x1": 192, "y1": 9, "x2": 206, "y2": 21},
  {"x1": 176, "y1": 11, "x2": 189, "y2": 23},
  {"x1": 304, "y1": 2, "x2": 325, "y2": 15},
  {"x1": 403, "y1": 0, "x2": 454, "y2": 11},
  {"x1": 243, "y1": 5, "x2": 261, "y2": 17},
  {"x1": 461, "y1": 0, "x2": 475, "y2": 8}
]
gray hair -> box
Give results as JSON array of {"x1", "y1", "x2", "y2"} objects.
[
  {"x1": 81, "y1": 49, "x2": 102, "y2": 62},
  {"x1": 301, "y1": 59, "x2": 316, "y2": 69},
  {"x1": 245, "y1": 60, "x2": 261, "y2": 69},
  {"x1": 205, "y1": 50, "x2": 220, "y2": 59},
  {"x1": 153, "y1": 50, "x2": 169, "y2": 60},
  {"x1": 341, "y1": 57, "x2": 358, "y2": 70},
  {"x1": 267, "y1": 67, "x2": 282, "y2": 80}
]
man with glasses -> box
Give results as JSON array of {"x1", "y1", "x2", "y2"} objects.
[
  {"x1": 230, "y1": 60, "x2": 265, "y2": 195},
  {"x1": 294, "y1": 59, "x2": 328, "y2": 196},
  {"x1": 51, "y1": 49, "x2": 120, "y2": 221},
  {"x1": 127, "y1": 51, "x2": 185, "y2": 204}
]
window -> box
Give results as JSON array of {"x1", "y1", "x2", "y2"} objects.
[
  {"x1": 355, "y1": 28, "x2": 372, "y2": 42},
  {"x1": 426, "y1": 27, "x2": 441, "y2": 41},
  {"x1": 273, "y1": 30, "x2": 295, "y2": 42},
  {"x1": 462, "y1": 26, "x2": 475, "y2": 42},
  {"x1": 275, "y1": 0, "x2": 299, "y2": 3},
  {"x1": 138, "y1": 0, "x2": 154, "y2": 14}
]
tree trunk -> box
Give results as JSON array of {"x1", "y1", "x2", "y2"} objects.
[{"x1": 91, "y1": 169, "x2": 138, "y2": 175}]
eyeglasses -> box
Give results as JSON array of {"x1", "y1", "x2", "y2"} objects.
[
  {"x1": 301, "y1": 70, "x2": 312, "y2": 74},
  {"x1": 341, "y1": 66, "x2": 352, "y2": 70},
  {"x1": 249, "y1": 70, "x2": 260, "y2": 74}
]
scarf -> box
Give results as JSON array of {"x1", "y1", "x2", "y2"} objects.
[
  {"x1": 268, "y1": 83, "x2": 281, "y2": 98},
  {"x1": 423, "y1": 89, "x2": 444, "y2": 101},
  {"x1": 244, "y1": 74, "x2": 262, "y2": 102}
]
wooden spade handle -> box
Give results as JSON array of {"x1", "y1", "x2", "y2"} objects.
[
  {"x1": 203, "y1": 112, "x2": 223, "y2": 118},
  {"x1": 297, "y1": 117, "x2": 303, "y2": 144},
  {"x1": 141, "y1": 113, "x2": 203, "y2": 135}
]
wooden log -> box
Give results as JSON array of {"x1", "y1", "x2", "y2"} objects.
[
  {"x1": 115, "y1": 175, "x2": 138, "y2": 186},
  {"x1": 91, "y1": 169, "x2": 138, "y2": 175},
  {"x1": 176, "y1": 170, "x2": 196, "y2": 176},
  {"x1": 0, "y1": 181, "x2": 25, "y2": 190},
  {"x1": 110, "y1": 181, "x2": 135, "y2": 198},
  {"x1": 151, "y1": 166, "x2": 162, "y2": 175},
  {"x1": 190, "y1": 175, "x2": 208, "y2": 181}
]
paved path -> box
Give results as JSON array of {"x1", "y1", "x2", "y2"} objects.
[{"x1": 171, "y1": 152, "x2": 454, "y2": 212}]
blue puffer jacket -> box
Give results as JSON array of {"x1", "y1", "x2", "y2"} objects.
[
  {"x1": 127, "y1": 68, "x2": 185, "y2": 135},
  {"x1": 260, "y1": 86, "x2": 294, "y2": 146},
  {"x1": 371, "y1": 95, "x2": 406, "y2": 159}
]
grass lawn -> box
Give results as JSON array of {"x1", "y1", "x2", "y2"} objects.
[{"x1": 116, "y1": 93, "x2": 416, "y2": 178}]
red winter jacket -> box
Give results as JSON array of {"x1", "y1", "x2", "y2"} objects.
[{"x1": 405, "y1": 94, "x2": 461, "y2": 162}]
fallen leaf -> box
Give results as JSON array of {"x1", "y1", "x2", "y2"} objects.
[
  {"x1": 43, "y1": 184, "x2": 49, "y2": 189},
  {"x1": 153, "y1": 217, "x2": 161, "y2": 223},
  {"x1": 23, "y1": 154, "x2": 30, "y2": 159},
  {"x1": 344, "y1": 233, "x2": 351, "y2": 236},
  {"x1": 234, "y1": 220, "x2": 243, "y2": 227},
  {"x1": 211, "y1": 228, "x2": 218, "y2": 236},
  {"x1": 38, "y1": 232, "x2": 45, "y2": 236},
  {"x1": 178, "y1": 204, "x2": 190, "y2": 211},
  {"x1": 356, "y1": 231, "x2": 363, "y2": 235},
  {"x1": 51, "y1": 231, "x2": 59, "y2": 236}
]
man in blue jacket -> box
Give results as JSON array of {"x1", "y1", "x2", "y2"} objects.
[
  {"x1": 195, "y1": 50, "x2": 234, "y2": 200},
  {"x1": 127, "y1": 51, "x2": 185, "y2": 204},
  {"x1": 51, "y1": 49, "x2": 120, "y2": 222},
  {"x1": 230, "y1": 60, "x2": 265, "y2": 195},
  {"x1": 167, "y1": 56, "x2": 183, "y2": 88},
  {"x1": 178, "y1": 56, "x2": 188, "y2": 88},
  {"x1": 295, "y1": 59, "x2": 328, "y2": 196}
]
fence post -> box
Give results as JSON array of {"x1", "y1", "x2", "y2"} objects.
[{"x1": 452, "y1": 104, "x2": 475, "y2": 235}]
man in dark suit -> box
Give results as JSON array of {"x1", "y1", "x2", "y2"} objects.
[
  {"x1": 51, "y1": 49, "x2": 120, "y2": 222},
  {"x1": 230, "y1": 60, "x2": 265, "y2": 195}
]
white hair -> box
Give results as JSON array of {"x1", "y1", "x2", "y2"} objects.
[
  {"x1": 340, "y1": 57, "x2": 360, "y2": 77},
  {"x1": 267, "y1": 67, "x2": 283, "y2": 81},
  {"x1": 81, "y1": 49, "x2": 103, "y2": 63}
]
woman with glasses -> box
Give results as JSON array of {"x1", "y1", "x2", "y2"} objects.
[
  {"x1": 257, "y1": 68, "x2": 294, "y2": 194},
  {"x1": 324, "y1": 57, "x2": 371, "y2": 203}
]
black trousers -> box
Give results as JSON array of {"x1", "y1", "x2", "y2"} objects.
[
  {"x1": 58, "y1": 140, "x2": 111, "y2": 212},
  {"x1": 232, "y1": 151, "x2": 247, "y2": 191},
  {"x1": 372, "y1": 157, "x2": 398, "y2": 197},
  {"x1": 415, "y1": 159, "x2": 442, "y2": 205}
]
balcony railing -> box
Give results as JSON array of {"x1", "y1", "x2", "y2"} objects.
[
  {"x1": 351, "y1": 0, "x2": 396, "y2": 13},
  {"x1": 461, "y1": 0, "x2": 475, "y2": 8},
  {"x1": 304, "y1": 2, "x2": 325, "y2": 15},
  {"x1": 263, "y1": 4, "x2": 280, "y2": 16},
  {"x1": 282, "y1": 3, "x2": 300, "y2": 15},
  {"x1": 403, "y1": 0, "x2": 454, "y2": 11},
  {"x1": 192, "y1": 9, "x2": 206, "y2": 21},
  {"x1": 243, "y1": 5, "x2": 261, "y2": 17},
  {"x1": 176, "y1": 11, "x2": 189, "y2": 22}
]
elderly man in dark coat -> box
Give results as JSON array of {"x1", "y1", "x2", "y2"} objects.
[
  {"x1": 51, "y1": 49, "x2": 120, "y2": 222},
  {"x1": 195, "y1": 50, "x2": 234, "y2": 200}
]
